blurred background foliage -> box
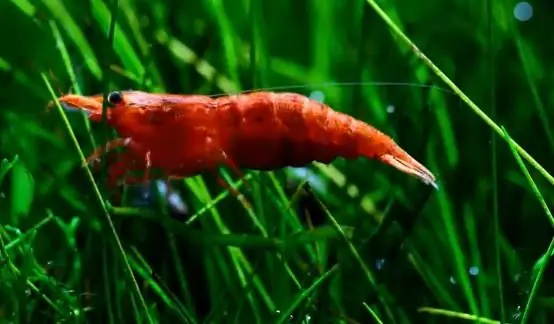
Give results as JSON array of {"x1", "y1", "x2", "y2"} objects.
[{"x1": 1, "y1": 0, "x2": 553, "y2": 323}]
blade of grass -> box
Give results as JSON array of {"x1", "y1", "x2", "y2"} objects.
[
  {"x1": 0, "y1": 225, "x2": 67, "y2": 317},
  {"x1": 114, "y1": 207, "x2": 354, "y2": 250},
  {"x1": 502, "y1": 126, "x2": 554, "y2": 324},
  {"x1": 166, "y1": 233, "x2": 197, "y2": 321},
  {"x1": 406, "y1": 246, "x2": 461, "y2": 310},
  {"x1": 42, "y1": 0, "x2": 103, "y2": 79},
  {"x1": 48, "y1": 20, "x2": 97, "y2": 150},
  {"x1": 9, "y1": 158, "x2": 34, "y2": 224},
  {"x1": 98, "y1": 0, "x2": 120, "y2": 186},
  {"x1": 10, "y1": 0, "x2": 36, "y2": 17},
  {"x1": 418, "y1": 307, "x2": 501, "y2": 324},
  {"x1": 42, "y1": 74, "x2": 153, "y2": 324},
  {"x1": 364, "y1": 0, "x2": 554, "y2": 186},
  {"x1": 117, "y1": 0, "x2": 165, "y2": 90},
  {"x1": 5, "y1": 215, "x2": 52, "y2": 251},
  {"x1": 426, "y1": 151, "x2": 480, "y2": 315},
  {"x1": 186, "y1": 177, "x2": 275, "y2": 319},
  {"x1": 310, "y1": 188, "x2": 398, "y2": 322},
  {"x1": 102, "y1": 239, "x2": 116, "y2": 324},
  {"x1": 461, "y1": 203, "x2": 490, "y2": 318},
  {"x1": 486, "y1": 0, "x2": 504, "y2": 319},
  {"x1": 127, "y1": 247, "x2": 196, "y2": 323},
  {"x1": 154, "y1": 30, "x2": 238, "y2": 94},
  {"x1": 91, "y1": 0, "x2": 145, "y2": 80},
  {"x1": 274, "y1": 264, "x2": 339, "y2": 324},
  {"x1": 363, "y1": 302, "x2": 384, "y2": 324},
  {"x1": 0, "y1": 155, "x2": 19, "y2": 188},
  {"x1": 514, "y1": 35, "x2": 554, "y2": 152},
  {"x1": 204, "y1": 0, "x2": 241, "y2": 88},
  {"x1": 218, "y1": 171, "x2": 303, "y2": 292}
]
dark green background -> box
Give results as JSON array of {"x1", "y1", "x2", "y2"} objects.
[{"x1": 0, "y1": 0, "x2": 552, "y2": 323}]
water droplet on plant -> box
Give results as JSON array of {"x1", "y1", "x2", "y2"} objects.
[{"x1": 469, "y1": 266, "x2": 479, "y2": 276}]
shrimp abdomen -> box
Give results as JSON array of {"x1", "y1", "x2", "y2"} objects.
[
  {"x1": 214, "y1": 91, "x2": 437, "y2": 188},
  {"x1": 215, "y1": 92, "x2": 361, "y2": 170}
]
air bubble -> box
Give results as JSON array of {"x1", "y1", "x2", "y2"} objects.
[
  {"x1": 309, "y1": 90, "x2": 325, "y2": 103},
  {"x1": 287, "y1": 167, "x2": 326, "y2": 192},
  {"x1": 156, "y1": 180, "x2": 188, "y2": 214},
  {"x1": 375, "y1": 258, "x2": 386, "y2": 270},
  {"x1": 514, "y1": 2, "x2": 533, "y2": 22}
]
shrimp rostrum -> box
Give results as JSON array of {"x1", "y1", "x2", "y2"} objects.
[{"x1": 54, "y1": 90, "x2": 438, "y2": 194}]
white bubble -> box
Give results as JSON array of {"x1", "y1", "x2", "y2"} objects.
[
  {"x1": 514, "y1": 2, "x2": 533, "y2": 22},
  {"x1": 386, "y1": 105, "x2": 395, "y2": 114},
  {"x1": 287, "y1": 167, "x2": 327, "y2": 192},
  {"x1": 375, "y1": 258, "x2": 386, "y2": 270},
  {"x1": 309, "y1": 90, "x2": 325, "y2": 103},
  {"x1": 289, "y1": 167, "x2": 308, "y2": 178},
  {"x1": 469, "y1": 266, "x2": 479, "y2": 276},
  {"x1": 156, "y1": 180, "x2": 188, "y2": 214}
]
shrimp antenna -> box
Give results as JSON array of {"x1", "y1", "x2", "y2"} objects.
[{"x1": 208, "y1": 81, "x2": 455, "y2": 98}]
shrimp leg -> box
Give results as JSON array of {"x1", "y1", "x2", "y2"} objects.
[
  {"x1": 220, "y1": 150, "x2": 249, "y2": 189},
  {"x1": 104, "y1": 152, "x2": 147, "y2": 187},
  {"x1": 107, "y1": 148, "x2": 251, "y2": 208},
  {"x1": 215, "y1": 150, "x2": 252, "y2": 208},
  {"x1": 98, "y1": 152, "x2": 137, "y2": 204},
  {"x1": 85, "y1": 138, "x2": 148, "y2": 186},
  {"x1": 106, "y1": 152, "x2": 178, "y2": 205},
  {"x1": 85, "y1": 137, "x2": 139, "y2": 167},
  {"x1": 213, "y1": 171, "x2": 252, "y2": 209}
]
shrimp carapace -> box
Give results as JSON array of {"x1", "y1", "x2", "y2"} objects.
[{"x1": 54, "y1": 90, "x2": 438, "y2": 191}]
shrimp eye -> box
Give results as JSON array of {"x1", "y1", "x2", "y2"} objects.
[{"x1": 107, "y1": 91, "x2": 123, "y2": 106}]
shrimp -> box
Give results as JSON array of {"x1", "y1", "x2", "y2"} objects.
[{"x1": 53, "y1": 90, "x2": 438, "y2": 197}]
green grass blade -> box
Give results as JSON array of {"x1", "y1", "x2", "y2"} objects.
[
  {"x1": 487, "y1": 0, "x2": 504, "y2": 319},
  {"x1": 0, "y1": 155, "x2": 19, "y2": 187},
  {"x1": 312, "y1": 189, "x2": 398, "y2": 321},
  {"x1": 42, "y1": 0, "x2": 103, "y2": 79},
  {"x1": 275, "y1": 264, "x2": 339, "y2": 324},
  {"x1": 90, "y1": 0, "x2": 145, "y2": 80},
  {"x1": 502, "y1": 126, "x2": 554, "y2": 324},
  {"x1": 48, "y1": 20, "x2": 97, "y2": 149},
  {"x1": 418, "y1": 307, "x2": 501, "y2": 324},
  {"x1": 9, "y1": 156, "x2": 34, "y2": 224},
  {"x1": 364, "y1": 0, "x2": 554, "y2": 186},
  {"x1": 41, "y1": 74, "x2": 153, "y2": 324}
]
